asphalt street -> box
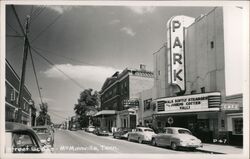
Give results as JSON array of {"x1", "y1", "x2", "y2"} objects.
[{"x1": 53, "y1": 129, "x2": 206, "y2": 154}]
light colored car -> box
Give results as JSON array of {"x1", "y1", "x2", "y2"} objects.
[
  {"x1": 5, "y1": 122, "x2": 51, "y2": 153},
  {"x1": 85, "y1": 126, "x2": 95, "y2": 133},
  {"x1": 151, "y1": 127, "x2": 203, "y2": 150},
  {"x1": 127, "y1": 127, "x2": 156, "y2": 144}
]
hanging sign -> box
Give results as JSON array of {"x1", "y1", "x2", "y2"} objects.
[{"x1": 167, "y1": 16, "x2": 195, "y2": 92}]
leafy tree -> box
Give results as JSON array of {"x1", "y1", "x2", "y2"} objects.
[
  {"x1": 36, "y1": 102, "x2": 51, "y2": 126},
  {"x1": 74, "y1": 89, "x2": 99, "y2": 127}
]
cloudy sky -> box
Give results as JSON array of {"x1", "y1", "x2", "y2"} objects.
[{"x1": 5, "y1": 3, "x2": 244, "y2": 123}]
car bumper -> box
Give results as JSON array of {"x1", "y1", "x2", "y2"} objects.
[{"x1": 179, "y1": 142, "x2": 203, "y2": 148}]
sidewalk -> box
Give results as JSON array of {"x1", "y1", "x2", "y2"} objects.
[{"x1": 196, "y1": 143, "x2": 243, "y2": 154}]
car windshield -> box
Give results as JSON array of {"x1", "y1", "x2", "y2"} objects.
[
  {"x1": 33, "y1": 128, "x2": 49, "y2": 133},
  {"x1": 144, "y1": 129, "x2": 154, "y2": 132},
  {"x1": 178, "y1": 129, "x2": 192, "y2": 135}
]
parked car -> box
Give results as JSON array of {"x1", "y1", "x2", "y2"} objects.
[
  {"x1": 5, "y1": 122, "x2": 51, "y2": 153},
  {"x1": 32, "y1": 125, "x2": 54, "y2": 148},
  {"x1": 85, "y1": 126, "x2": 96, "y2": 133},
  {"x1": 151, "y1": 127, "x2": 203, "y2": 150},
  {"x1": 127, "y1": 127, "x2": 156, "y2": 144},
  {"x1": 113, "y1": 127, "x2": 132, "y2": 139},
  {"x1": 94, "y1": 127, "x2": 111, "y2": 136}
]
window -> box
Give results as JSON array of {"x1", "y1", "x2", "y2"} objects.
[
  {"x1": 10, "y1": 89, "x2": 15, "y2": 101},
  {"x1": 221, "y1": 119, "x2": 225, "y2": 128},
  {"x1": 201, "y1": 87, "x2": 205, "y2": 93},
  {"x1": 191, "y1": 90, "x2": 197, "y2": 94},
  {"x1": 158, "y1": 70, "x2": 160, "y2": 76},
  {"x1": 210, "y1": 41, "x2": 214, "y2": 49},
  {"x1": 157, "y1": 121, "x2": 161, "y2": 127},
  {"x1": 233, "y1": 118, "x2": 243, "y2": 135}
]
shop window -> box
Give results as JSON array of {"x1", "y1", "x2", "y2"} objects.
[{"x1": 233, "y1": 118, "x2": 243, "y2": 135}]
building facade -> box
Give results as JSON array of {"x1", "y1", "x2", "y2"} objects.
[
  {"x1": 96, "y1": 65, "x2": 154, "y2": 131},
  {"x1": 5, "y1": 60, "x2": 36, "y2": 126},
  {"x1": 148, "y1": 7, "x2": 243, "y2": 145}
]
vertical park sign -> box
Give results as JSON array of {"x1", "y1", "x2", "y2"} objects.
[{"x1": 167, "y1": 16, "x2": 194, "y2": 93}]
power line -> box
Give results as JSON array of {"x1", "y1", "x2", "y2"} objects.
[
  {"x1": 31, "y1": 13, "x2": 62, "y2": 43},
  {"x1": 11, "y1": 5, "x2": 26, "y2": 36},
  {"x1": 30, "y1": 6, "x2": 47, "y2": 24},
  {"x1": 30, "y1": 46, "x2": 85, "y2": 90},
  {"x1": 33, "y1": 46, "x2": 95, "y2": 66},
  {"x1": 6, "y1": 22, "x2": 22, "y2": 36},
  {"x1": 28, "y1": 45, "x2": 43, "y2": 104}
]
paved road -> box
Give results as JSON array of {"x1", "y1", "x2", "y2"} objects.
[{"x1": 53, "y1": 129, "x2": 206, "y2": 154}]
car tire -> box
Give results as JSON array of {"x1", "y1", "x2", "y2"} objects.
[
  {"x1": 152, "y1": 138, "x2": 157, "y2": 146},
  {"x1": 138, "y1": 137, "x2": 143, "y2": 144},
  {"x1": 171, "y1": 142, "x2": 178, "y2": 150},
  {"x1": 128, "y1": 135, "x2": 131, "y2": 141}
]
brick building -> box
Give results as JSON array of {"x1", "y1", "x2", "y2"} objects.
[
  {"x1": 95, "y1": 65, "x2": 154, "y2": 131},
  {"x1": 5, "y1": 60, "x2": 36, "y2": 126}
]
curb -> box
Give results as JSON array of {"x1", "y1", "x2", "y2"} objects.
[{"x1": 196, "y1": 148, "x2": 225, "y2": 154}]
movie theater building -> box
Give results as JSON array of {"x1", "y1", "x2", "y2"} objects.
[{"x1": 152, "y1": 7, "x2": 244, "y2": 145}]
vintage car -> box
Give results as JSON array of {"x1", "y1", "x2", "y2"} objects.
[
  {"x1": 113, "y1": 127, "x2": 132, "y2": 139},
  {"x1": 5, "y1": 122, "x2": 51, "y2": 153},
  {"x1": 127, "y1": 127, "x2": 156, "y2": 144},
  {"x1": 85, "y1": 126, "x2": 96, "y2": 133},
  {"x1": 32, "y1": 125, "x2": 55, "y2": 148},
  {"x1": 151, "y1": 127, "x2": 203, "y2": 150},
  {"x1": 94, "y1": 127, "x2": 111, "y2": 136}
]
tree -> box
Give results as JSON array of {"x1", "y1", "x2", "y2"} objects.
[
  {"x1": 74, "y1": 89, "x2": 99, "y2": 127},
  {"x1": 36, "y1": 102, "x2": 51, "y2": 126}
]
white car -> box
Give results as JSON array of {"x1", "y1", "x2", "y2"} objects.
[
  {"x1": 85, "y1": 126, "x2": 95, "y2": 133},
  {"x1": 151, "y1": 127, "x2": 203, "y2": 150},
  {"x1": 127, "y1": 127, "x2": 156, "y2": 144}
]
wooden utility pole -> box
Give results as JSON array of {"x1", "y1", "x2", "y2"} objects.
[{"x1": 16, "y1": 15, "x2": 30, "y2": 123}]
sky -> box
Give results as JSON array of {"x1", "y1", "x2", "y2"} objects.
[{"x1": 4, "y1": 3, "x2": 246, "y2": 123}]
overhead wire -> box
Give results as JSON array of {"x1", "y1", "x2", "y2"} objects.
[
  {"x1": 33, "y1": 46, "x2": 95, "y2": 66},
  {"x1": 30, "y1": 46, "x2": 85, "y2": 90},
  {"x1": 31, "y1": 13, "x2": 62, "y2": 43}
]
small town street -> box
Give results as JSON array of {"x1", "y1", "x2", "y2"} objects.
[{"x1": 53, "y1": 129, "x2": 207, "y2": 154}]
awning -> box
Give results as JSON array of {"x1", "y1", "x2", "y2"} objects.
[{"x1": 94, "y1": 110, "x2": 116, "y2": 117}]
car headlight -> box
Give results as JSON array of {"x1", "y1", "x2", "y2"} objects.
[{"x1": 47, "y1": 137, "x2": 51, "y2": 142}]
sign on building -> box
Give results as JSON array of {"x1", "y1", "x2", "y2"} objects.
[
  {"x1": 167, "y1": 16, "x2": 195, "y2": 93},
  {"x1": 154, "y1": 92, "x2": 221, "y2": 113}
]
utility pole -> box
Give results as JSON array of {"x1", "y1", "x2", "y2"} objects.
[{"x1": 16, "y1": 15, "x2": 30, "y2": 123}]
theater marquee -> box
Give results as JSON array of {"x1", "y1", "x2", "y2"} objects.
[
  {"x1": 167, "y1": 15, "x2": 195, "y2": 93},
  {"x1": 155, "y1": 92, "x2": 221, "y2": 113}
]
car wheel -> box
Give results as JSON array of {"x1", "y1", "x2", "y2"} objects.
[
  {"x1": 128, "y1": 135, "x2": 131, "y2": 141},
  {"x1": 138, "y1": 137, "x2": 143, "y2": 144},
  {"x1": 171, "y1": 142, "x2": 178, "y2": 150},
  {"x1": 189, "y1": 147, "x2": 196, "y2": 151},
  {"x1": 152, "y1": 138, "x2": 157, "y2": 146}
]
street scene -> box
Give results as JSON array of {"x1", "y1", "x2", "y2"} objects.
[{"x1": 2, "y1": 1, "x2": 248, "y2": 158}]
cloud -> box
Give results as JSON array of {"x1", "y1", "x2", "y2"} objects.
[
  {"x1": 126, "y1": 6, "x2": 156, "y2": 15},
  {"x1": 46, "y1": 6, "x2": 73, "y2": 14},
  {"x1": 43, "y1": 64, "x2": 121, "y2": 84},
  {"x1": 120, "y1": 27, "x2": 136, "y2": 37},
  {"x1": 109, "y1": 19, "x2": 121, "y2": 25}
]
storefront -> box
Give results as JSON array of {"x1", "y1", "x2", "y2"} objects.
[
  {"x1": 219, "y1": 94, "x2": 243, "y2": 146},
  {"x1": 116, "y1": 108, "x2": 137, "y2": 129},
  {"x1": 94, "y1": 110, "x2": 116, "y2": 132},
  {"x1": 152, "y1": 92, "x2": 221, "y2": 143}
]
